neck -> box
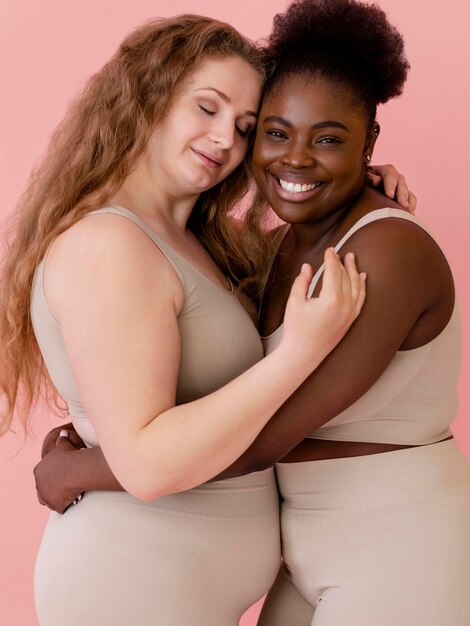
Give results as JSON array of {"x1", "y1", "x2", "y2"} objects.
[
  {"x1": 110, "y1": 161, "x2": 200, "y2": 233},
  {"x1": 288, "y1": 203, "x2": 352, "y2": 251},
  {"x1": 287, "y1": 184, "x2": 371, "y2": 250}
]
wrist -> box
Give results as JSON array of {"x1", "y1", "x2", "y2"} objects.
[{"x1": 274, "y1": 340, "x2": 323, "y2": 381}]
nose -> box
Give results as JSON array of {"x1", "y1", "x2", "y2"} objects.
[
  {"x1": 208, "y1": 117, "x2": 236, "y2": 150},
  {"x1": 281, "y1": 139, "x2": 314, "y2": 169}
]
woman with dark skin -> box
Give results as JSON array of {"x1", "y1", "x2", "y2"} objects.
[{"x1": 247, "y1": 1, "x2": 468, "y2": 623}]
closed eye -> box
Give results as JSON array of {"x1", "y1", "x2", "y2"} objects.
[
  {"x1": 236, "y1": 126, "x2": 251, "y2": 138},
  {"x1": 199, "y1": 105, "x2": 216, "y2": 116}
]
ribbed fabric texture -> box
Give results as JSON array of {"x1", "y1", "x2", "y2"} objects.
[
  {"x1": 276, "y1": 438, "x2": 470, "y2": 509},
  {"x1": 83, "y1": 468, "x2": 279, "y2": 519}
]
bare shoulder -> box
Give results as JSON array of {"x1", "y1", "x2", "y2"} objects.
[
  {"x1": 345, "y1": 215, "x2": 452, "y2": 281},
  {"x1": 45, "y1": 211, "x2": 183, "y2": 317},
  {"x1": 340, "y1": 214, "x2": 454, "y2": 341},
  {"x1": 48, "y1": 212, "x2": 160, "y2": 265}
]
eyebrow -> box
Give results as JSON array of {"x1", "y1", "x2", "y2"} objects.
[
  {"x1": 262, "y1": 116, "x2": 349, "y2": 132},
  {"x1": 196, "y1": 87, "x2": 258, "y2": 119}
]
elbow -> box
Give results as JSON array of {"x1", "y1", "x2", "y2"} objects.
[
  {"x1": 125, "y1": 482, "x2": 179, "y2": 502},
  {"x1": 127, "y1": 486, "x2": 163, "y2": 502},
  {"x1": 122, "y1": 481, "x2": 163, "y2": 502},
  {"x1": 108, "y1": 446, "x2": 190, "y2": 501},
  {"x1": 119, "y1": 472, "x2": 184, "y2": 502}
]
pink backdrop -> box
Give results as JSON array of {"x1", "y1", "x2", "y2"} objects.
[{"x1": 1, "y1": 1, "x2": 469, "y2": 624}]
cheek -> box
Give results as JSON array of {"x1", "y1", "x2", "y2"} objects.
[
  {"x1": 229, "y1": 142, "x2": 249, "y2": 170},
  {"x1": 328, "y1": 153, "x2": 363, "y2": 178},
  {"x1": 170, "y1": 109, "x2": 202, "y2": 143},
  {"x1": 252, "y1": 140, "x2": 276, "y2": 171},
  {"x1": 250, "y1": 151, "x2": 266, "y2": 186}
]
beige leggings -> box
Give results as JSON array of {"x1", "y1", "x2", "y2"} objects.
[
  {"x1": 259, "y1": 439, "x2": 470, "y2": 626},
  {"x1": 35, "y1": 469, "x2": 280, "y2": 626}
]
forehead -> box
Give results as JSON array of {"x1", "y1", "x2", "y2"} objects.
[
  {"x1": 182, "y1": 56, "x2": 263, "y2": 109},
  {"x1": 261, "y1": 73, "x2": 366, "y2": 125}
]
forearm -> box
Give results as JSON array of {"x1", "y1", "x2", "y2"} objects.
[
  {"x1": 106, "y1": 342, "x2": 325, "y2": 500},
  {"x1": 69, "y1": 447, "x2": 124, "y2": 493}
]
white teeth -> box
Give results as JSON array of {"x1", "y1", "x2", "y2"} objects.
[{"x1": 278, "y1": 178, "x2": 320, "y2": 193}]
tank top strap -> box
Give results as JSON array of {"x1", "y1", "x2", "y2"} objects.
[
  {"x1": 307, "y1": 208, "x2": 432, "y2": 298},
  {"x1": 87, "y1": 205, "x2": 186, "y2": 286}
]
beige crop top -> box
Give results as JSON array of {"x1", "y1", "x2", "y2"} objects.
[
  {"x1": 31, "y1": 206, "x2": 264, "y2": 447},
  {"x1": 262, "y1": 208, "x2": 461, "y2": 445}
]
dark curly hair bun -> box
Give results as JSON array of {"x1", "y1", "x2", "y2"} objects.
[{"x1": 266, "y1": 0, "x2": 409, "y2": 111}]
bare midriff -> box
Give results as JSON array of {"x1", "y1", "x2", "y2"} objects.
[{"x1": 279, "y1": 436, "x2": 453, "y2": 463}]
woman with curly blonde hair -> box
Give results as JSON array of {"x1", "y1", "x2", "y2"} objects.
[{"x1": 0, "y1": 13, "x2": 370, "y2": 625}]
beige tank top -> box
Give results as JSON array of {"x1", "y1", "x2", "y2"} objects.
[
  {"x1": 262, "y1": 208, "x2": 461, "y2": 445},
  {"x1": 31, "y1": 206, "x2": 264, "y2": 446}
]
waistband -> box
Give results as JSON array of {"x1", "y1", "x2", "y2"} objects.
[
  {"x1": 82, "y1": 467, "x2": 279, "y2": 520},
  {"x1": 276, "y1": 439, "x2": 470, "y2": 510}
]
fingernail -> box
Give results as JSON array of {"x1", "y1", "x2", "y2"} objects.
[
  {"x1": 301, "y1": 263, "x2": 309, "y2": 273},
  {"x1": 59, "y1": 430, "x2": 69, "y2": 438},
  {"x1": 347, "y1": 252, "x2": 355, "y2": 260}
]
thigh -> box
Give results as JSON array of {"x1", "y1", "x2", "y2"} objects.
[
  {"x1": 35, "y1": 493, "x2": 281, "y2": 626},
  {"x1": 257, "y1": 564, "x2": 314, "y2": 626},
  {"x1": 286, "y1": 492, "x2": 470, "y2": 626},
  {"x1": 278, "y1": 443, "x2": 470, "y2": 626}
]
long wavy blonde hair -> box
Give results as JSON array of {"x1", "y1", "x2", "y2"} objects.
[{"x1": 0, "y1": 15, "x2": 270, "y2": 436}]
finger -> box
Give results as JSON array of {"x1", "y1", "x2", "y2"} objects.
[
  {"x1": 408, "y1": 191, "x2": 417, "y2": 214},
  {"x1": 342, "y1": 253, "x2": 365, "y2": 318},
  {"x1": 41, "y1": 425, "x2": 66, "y2": 458},
  {"x1": 318, "y1": 248, "x2": 345, "y2": 299},
  {"x1": 356, "y1": 272, "x2": 367, "y2": 317},
  {"x1": 355, "y1": 273, "x2": 367, "y2": 317},
  {"x1": 342, "y1": 252, "x2": 362, "y2": 297},
  {"x1": 54, "y1": 433, "x2": 76, "y2": 451},
  {"x1": 289, "y1": 263, "x2": 314, "y2": 300},
  {"x1": 36, "y1": 490, "x2": 47, "y2": 506},
  {"x1": 395, "y1": 174, "x2": 412, "y2": 209},
  {"x1": 366, "y1": 171, "x2": 381, "y2": 187},
  {"x1": 382, "y1": 173, "x2": 398, "y2": 200},
  {"x1": 68, "y1": 430, "x2": 87, "y2": 449},
  {"x1": 340, "y1": 253, "x2": 368, "y2": 321}
]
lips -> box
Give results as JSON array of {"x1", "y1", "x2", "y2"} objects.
[
  {"x1": 270, "y1": 173, "x2": 324, "y2": 200},
  {"x1": 278, "y1": 177, "x2": 322, "y2": 194},
  {"x1": 191, "y1": 148, "x2": 223, "y2": 169}
]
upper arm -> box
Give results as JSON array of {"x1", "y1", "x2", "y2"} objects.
[
  {"x1": 234, "y1": 219, "x2": 454, "y2": 468},
  {"x1": 44, "y1": 214, "x2": 183, "y2": 465}
]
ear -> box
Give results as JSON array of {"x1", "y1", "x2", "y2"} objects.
[{"x1": 364, "y1": 122, "x2": 380, "y2": 163}]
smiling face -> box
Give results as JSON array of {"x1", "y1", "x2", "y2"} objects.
[
  {"x1": 144, "y1": 55, "x2": 262, "y2": 201},
  {"x1": 252, "y1": 73, "x2": 377, "y2": 226}
]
